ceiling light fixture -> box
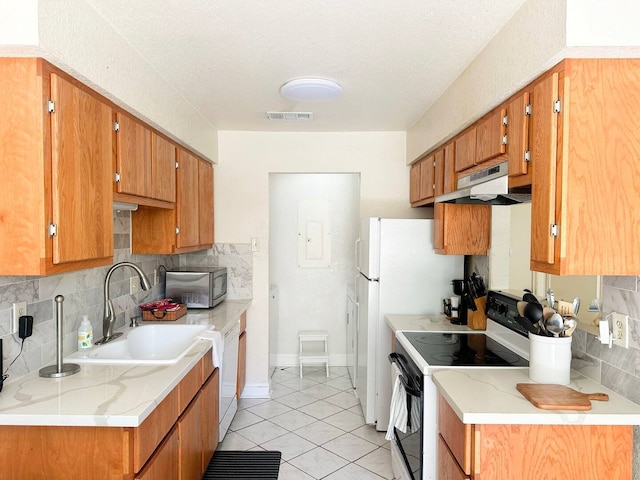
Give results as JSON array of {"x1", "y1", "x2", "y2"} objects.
[{"x1": 280, "y1": 78, "x2": 343, "y2": 103}]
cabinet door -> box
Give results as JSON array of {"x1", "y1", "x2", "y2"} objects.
[
  {"x1": 420, "y1": 154, "x2": 435, "y2": 202},
  {"x1": 438, "y1": 435, "x2": 470, "y2": 480},
  {"x1": 409, "y1": 162, "x2": 421, "y2": 203},
  {"x1": 434, "y1": 149, "x2": 445, "y2": 198},
  {"x1": 201, "y1": 369, "x2": 219, "y2": 474},
  {"x1": 443, "y1": 141, "x2": 456, "y2": 194},
  {"x1": 434, "y1": 203, "x2": 491, "y2": 256},
  {"x1": 135, "y1": 427, "x2": 179, "y2": 480},
  {"x1": 178, "y1": 394, "x2": 203, "y2": 480},
  {"x1": 237, "y1": 331, "x2": 247, "y2": 400},
  {"x1": 152, "y1": 133, "x2": 177, "y2": 202},
  {"x1": 198, "y1": 159, "x2": 214, "y2": 246},
  {"x1": 454, "y1": 128, "x2": 476, "y2": 172},
  {"x1": 530, "y1": 73, "x2": 560, "y2": 267},
  {"x1": 506, "y1": 91, "x2": 530, "y2": 177},
  {"x1": 50, "y1": 73, "x2": 113, "y2": 265},
  {"x1": 176, "y1": 149, "x2": 200, "y2": 249},
  {"x1": 475, "y1": 109, "x2": 506, "y2": 164},
  {"x1": 114, "y1": 111, "x2": 152, "y2": 197}
]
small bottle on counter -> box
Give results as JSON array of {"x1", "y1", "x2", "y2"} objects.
[{"x1": 77, "y1": 315, "x2": 93, "y2": 349}]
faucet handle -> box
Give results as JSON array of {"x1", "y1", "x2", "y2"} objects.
[{"x1": 130, "y1": 316, "x2": 141, "y2": 328}]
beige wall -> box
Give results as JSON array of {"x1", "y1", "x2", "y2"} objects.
[{"x1": 216, "y1": 131, "x2": 426, "y2": 389}]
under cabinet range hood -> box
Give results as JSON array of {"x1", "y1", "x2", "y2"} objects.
[{"x1": 435, "y1": 161, "x2": 531, "y2": 205}]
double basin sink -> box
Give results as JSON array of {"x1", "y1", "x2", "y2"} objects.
[{"x1": 66, "y1": 324, "x2": 212, "y2": 365}]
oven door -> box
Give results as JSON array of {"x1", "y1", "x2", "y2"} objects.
[{"x1": 389, "y1": 352, "x2": 423, "y2": 480}]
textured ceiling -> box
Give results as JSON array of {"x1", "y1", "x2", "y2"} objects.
[{"x1": 84, "y1": 0, "x2": 528, "y2": 132}]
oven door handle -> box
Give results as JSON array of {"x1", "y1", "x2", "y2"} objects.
[{"x1": 388, "y1": 353, "x2": 421, "y2": 397}]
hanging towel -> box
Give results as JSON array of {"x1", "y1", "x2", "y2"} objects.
[
  {"x1": 385, "y1": 362, "x2": 408, "y2": 440},
  {"x1": 197, "y1": 330, "x2": 223, "y2": 369}
]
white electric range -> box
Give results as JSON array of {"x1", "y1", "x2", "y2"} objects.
[{"x1": 390, "y1": 290, "x2": 530, "y2": 480}]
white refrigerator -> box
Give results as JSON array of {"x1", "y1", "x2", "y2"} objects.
[{"x1": 355, "y1": 218, "x2": 463, "y2": 430}]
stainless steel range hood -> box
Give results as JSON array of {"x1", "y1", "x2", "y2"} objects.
[{"x1": 435, "y1": 161, "x2": 531, "y2": 205}]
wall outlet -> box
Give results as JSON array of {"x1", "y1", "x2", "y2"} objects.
[
  {"x1": 130, "y1": 277, "x2": 140, "y2": 295},
  {"x1": 11, "y1": 302, "x2": 27, "y2": 335},
  {"x1": 612, "y1": 312, "x2": 629, "y2": 349}
]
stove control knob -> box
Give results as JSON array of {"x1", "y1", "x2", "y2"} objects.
[{"x1": 498, "y1": 303, "x2": 508, "y2": 314}]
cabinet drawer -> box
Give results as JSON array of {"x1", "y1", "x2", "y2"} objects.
[
  {"x1": 133, "y1": 387, "x2": 179, "y2": 472},
  {"x1": 438, "y1": 395, "x2": 472, "y2": 475},
  {"x1": 179, "y1": 359, "x2": 204, "y2": 414},
  {"x1": 438, "y1": 435, "x2": 470, "y2": 480},
  {"x1": 135, "y1": 426, "x2": 179, "y2": 480}
]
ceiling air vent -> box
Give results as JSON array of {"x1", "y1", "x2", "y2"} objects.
[{"x1": 266, "y1": 111, "x2": 313, "y2": 121}]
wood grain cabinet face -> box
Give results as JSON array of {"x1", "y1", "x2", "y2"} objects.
[
  {"x1": 176, "y1": 148, "x2": 200, "y2": 249},
  {"x1": 198, "y1": 159, "x2": 214, "y2": 246},
  {"x1": 114, "y1": 111, "x2": 152, "y2": 198},
  {"x1": 434, "y1": 203, "x2": 491, "y2": 256},
  {"x1": 410, "y1": 162, "x2": 422, "y2": 204},
  {"x1": 437, "y1": 394, "x2": 632, "y2": 480},
  {"x1": 152, "y1": 133, "x2": 177, "y2": 203},
  {"x1": 201, "y1": 369, "x2": 219, "y2": 473},
  {"x1": 0, "y1": 58, "x2": 114, "y2": 275},
  {"x1": 443, "y1": 142, "x2": 456, "y2": 194},
  {"x1": 505, "y1": 91, "x2": 530, "y2": 178},
  {"x1": 454, "y1": 128, "x2": 477, "y2": 172},
  {"x1": 135, "y1": 427, "x2": 179, "y2": 480},
  {"x1": 475, "y1": 109, "x2": 506, "y2": 165},
  {"x1": 420, "y1": 154, "x2": 436, "y2": 202},
  {"x1": 529, "y1": 59, "x2": 640, "y2": 275}
]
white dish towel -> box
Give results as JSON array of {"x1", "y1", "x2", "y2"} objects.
[
  {"x1": 386, "y1": 362, "x2": 408, "y2": 440},
  {"x1": 197, "y1": 330, "x2": 223, "y2": 369}
]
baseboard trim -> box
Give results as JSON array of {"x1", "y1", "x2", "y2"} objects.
[{"x1": 239, "y1": 382, "x2": 270, "y2": 399}]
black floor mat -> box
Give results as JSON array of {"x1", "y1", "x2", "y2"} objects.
[{"x1": 202, "y1": 450, "x2": 282, "y2": 479}]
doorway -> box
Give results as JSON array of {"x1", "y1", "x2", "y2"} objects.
[{"x1": 268, "y1": 173, "x2": 360, "y2": 373}]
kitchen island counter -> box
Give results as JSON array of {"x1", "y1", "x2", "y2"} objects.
[
  {"x1": 432, "y1": 367, "x2": 640, "y2": 426},
  {"x1": 0, "y1": 300, "x2": 251, "y2": 427}
]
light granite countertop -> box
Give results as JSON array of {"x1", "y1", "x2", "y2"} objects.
[
  {"x1": 0, "y1": 300, "x2": 251, "y2": 428},
  {"x1": 432, "y1": 368, "x2": 640, "y2": 426},
  {"x1": 385, "y1": 313, "x2": 474, "y2": 333}
]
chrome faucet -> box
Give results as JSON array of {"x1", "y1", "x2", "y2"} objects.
[{"x1": 97, "y1": 262, "x2": 151, "y2": 344}]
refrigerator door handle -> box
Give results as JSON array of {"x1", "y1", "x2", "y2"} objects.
[
  {"x1": 354, "y1": 238, "x2": 361, "y2": 272},
  {"x1": 354, "y1": 274, "x2": 360, "y2": 303}
]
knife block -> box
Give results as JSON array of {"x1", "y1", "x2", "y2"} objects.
[{"x1": 467, "y1": 296, "x2": 487, "y2": 330}]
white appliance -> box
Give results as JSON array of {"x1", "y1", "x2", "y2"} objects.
[
  {"x1": 219, "y1": 321, "x2": 240, "y2": 441},
  {"x1": 355, "y1": 218, "x2": 463, "y2": 430},
  {"x1": 346, "y1": 285, "x2": 358, "y2": 389}
]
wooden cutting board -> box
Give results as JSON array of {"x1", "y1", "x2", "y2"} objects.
[{"x1": 516, "y1": 383, "x2": 609, "y2": 411}]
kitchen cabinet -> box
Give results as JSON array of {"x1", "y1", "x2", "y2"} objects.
[
  {"x1": 409, "y1": 154, "x2": 436, "y2": 206},
  {"x1": 437, "y1": 394, "x2": 631, "y2": 479},
  {"x1": 131, "y1": 149, "x2": 214, "y2": 254},
  {"x1": 529, "y1": 59, "x2": 640, "y2": 275},
  {"x1": 434, "y1": 203, "x2": 490, "y2": 255},
  {"x1": 0, "y1": 58, "x2": 113, "y2": 275},
  {"x1": 0, "y1": 351, "x2": 218, "y2": 480},
  {"x1": 505, "y1": 91, "x2": 531, "y2": 182},
  {"x1": 475, "y1": 108, "x2": 507, "y2": 165},
  {"x1": 113, "y1": 110, "x2": 177, "y2": 208},
  {"x1": 237, "y1": 312, "x2": 247, "y2": 400},
  {"x1": 114, "y1": 110, "x2": 152, "y2": 199},
  {"x1": 454, "y1": 127, "x2": 476, "y2": 172}
]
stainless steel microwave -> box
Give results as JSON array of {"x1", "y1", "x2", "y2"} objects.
[{"x1": 165, "y1": 267, "x2": 227, "y2": 308}]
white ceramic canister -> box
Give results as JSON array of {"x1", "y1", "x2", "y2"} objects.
[{"x1": 528, "y1": 333, "x2": 572, "y2": 385}]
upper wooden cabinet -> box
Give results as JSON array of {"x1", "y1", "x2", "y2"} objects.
[
  {"x1": 114, "y1": 111, "x2": 152, "y2": 198},
  {"x1": 409, "y1": 154, "x2": 436, "y2": 206},
  {"x1": 529, "y1": 59, "x2": 640, "y2": 275},
  {"x1": 475, "y1": 108, "x2": 507, "y2": 165},
  {"x1": 131, "y1": 149, "x2": 214, "y2": 254},
  {"x1": 454, "y1": 128, "x2": 476, "y2": 172},
  {"x1": 410, "y1": 162, "x2": 422, "y2": 204},
  {"x1": 114, "y1": 111, "x2": 177, "y2": 207},
  {"x1": 0, "y1": 58, "x2": 113, "y2": 275},
  {"x1": 434, "y1": 203, "x2": 491, "y2": 255},
  {"x1": 505, "y1": 91, "x2": 531, "y2": 180}
]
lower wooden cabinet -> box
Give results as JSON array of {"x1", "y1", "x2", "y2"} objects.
[
  {"x1": 0, "y1": 352, "x2": 219, "y2": 480},
  {"x1": 438, "y1": 394, "x2": 632, "y2": 480},
  {"x1": 434, "y1": 203, "x2": 491, "y2": 255}
]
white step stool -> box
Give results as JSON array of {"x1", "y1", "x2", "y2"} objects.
[{"x1": 298, "y1": 330, "x2": 329, "y2": 378}]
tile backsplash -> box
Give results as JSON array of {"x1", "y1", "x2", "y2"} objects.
[{"x1": 0, "y1": 211, "x2": 252, "y2": 381}]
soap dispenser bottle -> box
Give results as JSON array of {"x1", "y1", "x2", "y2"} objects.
[{"x1": 77, "y1": 315, "x2": 93, "y2": 349}]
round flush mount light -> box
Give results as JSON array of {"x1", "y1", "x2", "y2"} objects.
[{"x1": 280, "y1": 78, "x2": 343, "y2": 103}]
